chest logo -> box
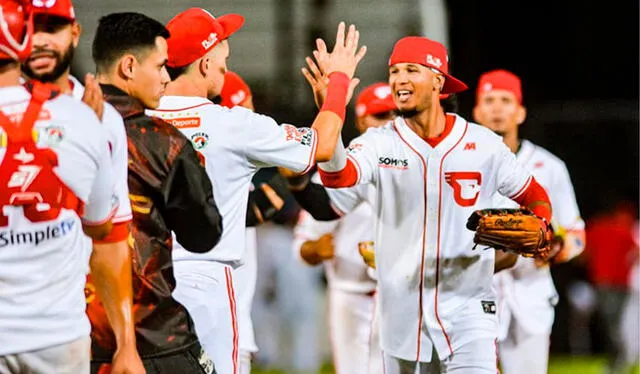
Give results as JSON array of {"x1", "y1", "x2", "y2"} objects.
[
  {"x1": 378, "y1": 157, "x2": 408, "y2": 170},
  {"x1": 445, "y1": 171, "x2": 482, "y2": 207},
  {"x1": 191, "y1": 132, "x2": 209, "y2": 150}
]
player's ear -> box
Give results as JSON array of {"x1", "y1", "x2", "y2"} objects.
[
  {"x1": 433, "y1": 74, "x2": 445, "y2": 92},
  {"x1": 71, "y1": 22, "x2": 82, "y2": 48},
  {"x1": 198, "y1": 56, "x2": 210, "y2": 77},
  {"x1": 516, "y1": 105, "x2": 527, "y2": 125},
  {"x1": 472, "y1": 105, "x2": 482, "y2": 123},
  {"x1": 118, "y1": 54, "x2": 136, "y2": 80}
]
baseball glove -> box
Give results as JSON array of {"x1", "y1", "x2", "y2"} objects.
[{"x1": 466, "y1": 208, "x2": 554, "y2": 259}]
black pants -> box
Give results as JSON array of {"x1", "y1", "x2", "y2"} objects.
[{"x1": 91, "y1": 343, "x2": 215, "y2": 374}]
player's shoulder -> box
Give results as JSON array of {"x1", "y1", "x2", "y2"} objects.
[
  {"x1": 520, "y1": 139, "x2": 568, "y2": 169},
  {"x1": 46, "y1": 91, "x2": 101, "y2": 126},
  {"x1": 465, "y1": 120, "x2": 504, "y2": 144},
  {"x1": 350, "y1": 120, "x2": 396, "y2": 144}
]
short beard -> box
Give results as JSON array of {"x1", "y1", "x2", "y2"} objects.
[
  {"x1": 22, "y1": 44, "x2": 75, "y2": 83},
  {"x1": 493, "y1": 130, "x2": 506, "y2": 137},
  {"x1": 398, "y1": 108, "x2": 419, "y2": 118}
]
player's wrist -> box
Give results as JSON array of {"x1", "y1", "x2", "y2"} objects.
[{"x1": 320, "y1": 72, "x2": 350, "y2": 121}]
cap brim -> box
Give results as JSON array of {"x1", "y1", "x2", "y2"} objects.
[
  {"x1": 218, "y1": 14, "x2": 245, "y2": 39},
  {"x1": 442, "y1": 74, "x2": 468, "y2": 94}
]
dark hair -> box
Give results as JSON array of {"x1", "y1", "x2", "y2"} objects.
[
  {"x1": 92, "y1": 12, "x2": 169, "y2": 74},
  {"x1": 440, "y1": 94, "x2": 459, "y2": 113},
  {"x1": 166, "y1": 64, "x2": 189, "y2": 81}
]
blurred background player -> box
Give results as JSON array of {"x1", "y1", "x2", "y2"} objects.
[
  {"x1": 217, "y1": 69, "x2": 290, "y2": 374},
  {"x1": 147, "y1": 9, "x2": 364, "y2": 373},
  {"x1": 582, "y1": 200, "x2": 639, "y2": 374},
  {"x1": 22, "y1": 3, "x2": 144, "y2": 371},
  {"x1": 0, "y1": 1, "x2": 134, "y2": 372},
  {"x1": 473, "y1": 69, "x2": 586, "y2": 374},
  {"x1": 291, "y1": 82, "x2": 395, "y2": 374},
  {"x1": 90, "y1": 11, "x2": 223, "y2": 373}
]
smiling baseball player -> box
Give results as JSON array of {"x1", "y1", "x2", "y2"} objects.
[
  {"x1": 473, "y1": 69, "x2": 585, "y2": 374},
  {"x1": 146, "y1": 8, "x2": 365, "y2": 373},
  {"x1": 315, "y1": 36, "x2": 554, "y2": 373}
]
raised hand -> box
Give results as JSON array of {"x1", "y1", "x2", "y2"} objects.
[{"x1": 323, "y1": 22, "x2": 367, "y2": 79}]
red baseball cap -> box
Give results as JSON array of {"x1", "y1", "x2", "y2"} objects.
[
  {"x1": 388, "y1": 36, "x2": 467, "y2": 94},
  {"x1": 355, "y1": 83, "x2": 396, "y2": 118},
  {"x1": 166, "y1": 8, "x2": 244, "y2": 68},
  {"x1": 32, "y1": 0, "x2": 75, "y2": 21},
  {"x1": 476, "y1": 69, "x2": 522, "y2": 104},
  {"x1": 220, "y1": 70, "x2": 252, "y2": 108}
]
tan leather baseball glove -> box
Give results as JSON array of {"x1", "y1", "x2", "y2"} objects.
[{"x1": 466, "y1": 208, "x2": 554, "y2": 259}]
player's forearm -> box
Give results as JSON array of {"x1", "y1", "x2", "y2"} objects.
[
  {"x1": 311, "y1": 72, "x2": 350, "y2": 162},
  {"x1": 89, "y1": 240, "x2": 137, "y2": 349},
  {"x1": 512, "y1": 177, "x2": 552, "y2": 221},
  {"x1": 494, "y1": 251, "x2": 519, "y2": 273}
]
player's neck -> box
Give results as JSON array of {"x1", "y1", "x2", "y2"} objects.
[
  {"x1": 165, "y1": 75, "x2": 207, "y2": 98},
  {"x1": 0, "y1": 64, "x2": 22, "y2": 87},
  {"x1": 503, "y1": 131, "x2": 520, "y2": 153},
  {"x1": 404, "y1": 105, "x2": 446, "y2": 139},
  {"x1": 51, "y1": 70, "x2": 72, "y2": 94}
]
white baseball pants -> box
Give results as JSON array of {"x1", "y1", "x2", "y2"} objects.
[
  {"x1": 173, "y1": 261, "x2": 239, "y2": 374},
  {"x1": 0, "y1": 336, "x2": 90, "y2": 374},
  {"x1": 498, "y1": 319, "x2": 549, "y2": 374},
  {"x1": 328, "y1": 288, "x2": 383, "y2": 374},
  {"x1": 383, "y1": 338, "x2": 498, "y2": 374}
]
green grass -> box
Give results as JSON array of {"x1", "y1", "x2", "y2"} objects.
[{"x1": 252, "y1": 356, "x2": 640, "y2": 374}]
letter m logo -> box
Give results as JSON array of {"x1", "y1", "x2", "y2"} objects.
[{"x1": 464, "y1": 142, "x2": 476, "y2": 150}]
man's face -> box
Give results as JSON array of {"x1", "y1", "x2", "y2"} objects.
[
  {"x1": 129, "y1": 36, "x2": 170, "y2": 109},
  {"x1": 206, "y1": 40, "x2": 229, "y2": 98},
  {"x1": 388, "y1": 63, "x2": 439, "y2": 116},
  {"x1": 23, "y1": 15, "x2": 80, "y2": 83},
  {"x1": 355, "y1": 111, "x2": 395, "y2": 134},
  {"x1": 473, "y1": 89, "x2": 525, "y2": 137}
]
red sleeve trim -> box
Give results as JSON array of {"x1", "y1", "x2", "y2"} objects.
[
  {"x1": 511, "y1": 177, "x2": 552, "y2": 221},
  {"x1": 318, "y1": 158, "x2": 359, "y2": 188},
  {"x1": 93, "y1": 221, "x2": 130, "y2": 244},
  {"x1": 301, "y1": 128, "x2": 318, "y2": 175}
]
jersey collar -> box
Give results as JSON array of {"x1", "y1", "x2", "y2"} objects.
[{"x1": 393, "y1": 113, "x2": 468, "y2": 154}]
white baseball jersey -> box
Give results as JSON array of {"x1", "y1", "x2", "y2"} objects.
[
  {"x1": 493, "y1": 139, "x2": 584, "y2": 339},
  {"x1": 147, "y1": 96, "x2": 317, "y2": 265},
  {"x1": 0, "y1": 86, "x2": 115, "y2": 355},
  {"x1": 293, "y1": 175, "x2": 376, "y2": 293},
  {"x1": 323, "y1": 114, "x2": 536, "y2": 362}
]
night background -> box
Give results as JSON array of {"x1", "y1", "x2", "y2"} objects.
[{"x1": 71, "y1": 0, "x2": 638, "y2": 372}]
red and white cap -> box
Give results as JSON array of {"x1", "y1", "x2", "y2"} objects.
[
  {"x1": 220, "y1": 70, "x2": 251, "y2": 108},
  {"x1": 32, "y1": 0, "x2": 75, "y2": 21},
  {"x1": 476, "y1": 69, "x2": 522, "y2": 104},
  {"x1": 0, "y1": 0, "x2": 33, "y2": 61},
  {"x1": 388, "y1": 36, "x2": 467, "y2": 94},
  {"x1": 355, "y1": 82, "x2": 396, "y2": 118},
  {"x1": 166, "y1": 7, "x2": 244, "y2": 68}
]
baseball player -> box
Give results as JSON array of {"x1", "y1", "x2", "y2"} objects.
[
  {"x1": 146, "y1": 8, "x2": 365, "y2": 374},
  {"x1": 217, "y1": 70, "x2": 273, "y2": 374},
  {"x1": 90, "y1": 12, "x2": 224, "y2": 373},
  {"x1": 0, "y1": 1, "x2": 132, "y2": 372},
  {"x1": 472, "y1": 69, "x2": 586, "y2": 374},
  {"x1": 291, "y1": 82, "x2": 395, "y2": 374},
  {"x1": 313, "y1": 36, "x2": 554, "y2": 373},
  {"x1": 22, "y1": 5, "x2": 145, "y2": 372}
]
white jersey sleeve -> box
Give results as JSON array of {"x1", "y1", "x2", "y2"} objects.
[
  {"x1": 243, "y1": 110, "x2": 317, "y2": 174},
  {"x1": 495, "y1": 142, "x2": 533, "y2": 199},
  {"x1": 549, "y1": 162, "x2": 583, "y2": 230},
  {"x1": 103, "y1": 104, "x2": 131, "y2": 223},
  {"x1": 343, "y1": 129, "x2": 380, "y2": 185},
  {"x1": 82, "y1": 125, "x2": 117, "y2": 225}
]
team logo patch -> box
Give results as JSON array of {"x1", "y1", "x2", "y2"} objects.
[
  {"x1": 198, "y1": 347, "x2": 215, "y2": 374},
  {"x1": 481, "y1": 300, "x2": 496, "y2": 314},
  {"x1": 283, "y1": 124, "x2": 313, "y2": 147},
  {"x1": 378, "y1": 156, "x2": 408, "y2": 170},
  {"x1": 445, "y1": 171, "x2": 482, "y2": 207},
  {"x1": 41, "y1": 125, "x2": 64, "y2": 145},
  {"x1": 346, "y1": 143, "x2": 364, "y2": 154},
  {"x1": 191, "y1": 132, "x2": 209, "y2": 150}
]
